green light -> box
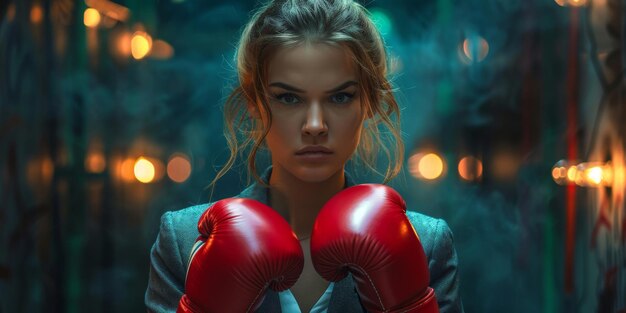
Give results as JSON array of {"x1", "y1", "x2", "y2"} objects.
[{"x1": 369, "y1": 9, "x2": 393, "y2": 35}]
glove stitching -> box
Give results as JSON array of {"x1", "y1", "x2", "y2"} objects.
[
  {"x1": 246, "y1": 282, "x2": 270, "y2": 313},
  {"x1": 343, "y1": 262, "x2": 387, "y2": 312}
]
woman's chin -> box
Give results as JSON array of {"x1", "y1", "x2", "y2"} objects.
[{"x1": 293, "y1": 164, "x2": 341, "y2": 183}]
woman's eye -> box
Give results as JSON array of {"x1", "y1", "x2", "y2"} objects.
[
  {"x1": 274, "y1": 93, "x2": 300, "y2": 105},
  {"x1": 331, "y1": 92, "x2": 355, "y2": 104},
  {"x1": 272, "y1": 92, "x2": 355, "y2": 105}
]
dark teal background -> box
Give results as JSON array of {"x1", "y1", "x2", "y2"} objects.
[{"x1": 1, "y1": 0, "x2": 624, "y2": 312}]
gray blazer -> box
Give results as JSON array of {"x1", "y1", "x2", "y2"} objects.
[{"x1": 145, "y1": 167, "x2": 464, "y2": 313}]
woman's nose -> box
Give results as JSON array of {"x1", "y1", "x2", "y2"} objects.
[{"x1": 302, "y1": 101, "x2": 328, "y2": 137}]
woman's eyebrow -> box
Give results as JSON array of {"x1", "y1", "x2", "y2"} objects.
[
  {"x1": 268, "y1": 82, "x2": 305, "y2": 93},
  {"x1": 325, "y1": 81, "x2": 358, "y2": 93},
  {"x1": 268, "y1": 80, "x2": 358, "y2": 94}
]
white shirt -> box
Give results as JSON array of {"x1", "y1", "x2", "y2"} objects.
[{"x1": 278, "y1": 282, "x2": 335, "y2": 313}]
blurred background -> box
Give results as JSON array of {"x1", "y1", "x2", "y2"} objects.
[{"x1": 0, "y1": 0, "x2": 625, "y2": 312}]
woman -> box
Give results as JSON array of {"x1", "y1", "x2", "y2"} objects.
[{"x1": 145, "y1": 0, "x2": 464, "y2": 312}]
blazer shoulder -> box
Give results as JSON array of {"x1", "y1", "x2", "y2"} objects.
[
  {"x1": 166, "y1": 194, "x2": 249, "y2": 267},
  {"x1": 145, "y1": 202, "x2": 213, "y2": 312},
  {"x1": 405, "y1": 211, "x2": 451, "y2": 259},
  {"x1": 167, "y1": 203, "x2": 212, "y2": 228},
  {"x1": 164, "y1": 202, "x2": 213, "y2": 269}
]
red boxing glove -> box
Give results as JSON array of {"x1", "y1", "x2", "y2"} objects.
[
  {"x1": 310, "y1": 184, "x2": 439, "y2": 313},
  {"x1": 177, "y1": 198, "x2": 304, "y2": 313}
]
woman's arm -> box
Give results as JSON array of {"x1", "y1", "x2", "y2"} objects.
[
  {"x1": 429, "y1": 219, "x2": 465, "y2": 313},
  {"x1": 145, "y1": 211, "x2": 186, "y2": 313}
]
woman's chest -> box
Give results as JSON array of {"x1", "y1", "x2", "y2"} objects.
[
  {"x1": 288, "y1": 239, "x2": 330, "y2": 312},
  {"x1": 289, "y1": 266, "x2": 329, "y2": 312}
]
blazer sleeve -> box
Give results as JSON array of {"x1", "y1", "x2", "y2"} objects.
[
  {"x1": 145, "y1": 211, "x2": 186, "y2": 313},
  {"x1": 429, "y1": 219, "x2": 465, "y2": 313}
]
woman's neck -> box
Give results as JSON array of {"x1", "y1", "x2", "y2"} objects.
[{"x1": 268, "y1": 164, "x2": 345, "y2": 239}]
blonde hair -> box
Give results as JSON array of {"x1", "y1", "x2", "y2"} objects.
[{"x1": 209, "y1": 0, "x2": 404, "y2": 192}]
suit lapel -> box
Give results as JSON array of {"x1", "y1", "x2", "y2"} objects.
[
  {"x1": 255, "y1": 290, "x2": 281, "y2": 313},
  {"x1": 328, "y1": 274, "x2": 366, "y2": 313},
  {"x1": 254, "y1": 276, "x2": 366, "y2": 313}
]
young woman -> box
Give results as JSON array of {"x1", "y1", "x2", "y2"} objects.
[{"x1": 145, "y1": 0, "x2": 464, "y2": 312}]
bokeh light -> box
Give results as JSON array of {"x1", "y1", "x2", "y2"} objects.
[
  {"x1": 167, "y1": 154, "x2": 192, "y2": 183},
  {"x1": 576, "y1": 162, "x2": 613, "y2": 187},
  {"x1": 84, "y1": 8, "x2": 102, "y2": 28},
  {"x1": 114, "y1": 31, "x2": 132, "y2": 58},
  {"x1": 119, "y1": 158, "x2": 136, "y2": 182},
  {"x1": 30, "y1": 4, "x2": 43, "y2": 24},
  {"x1": 552, "y1": 160, "x2": 613, "y2": 187},
  {"x1": 131, "y1": 31, "x2": 152, "y2": 60},
  {"x1": 568, "y1": 0, "x2": 588, "y2": 7},
  {"x1": 586, "y1": 166, "x2": 604, "y2": 185},
  {"x1": 409, "y1": 152, "x2": 445, "y2": 181},
  {"x1": 26, "y1": 156, "x2": 54, "y2": 190},
  {"x1": 460, "y1": 35, "x2": 489, "y2": 64},
  {"x1": 6, "y1": 4, "x2": 15, "y2": 22},
  {"x1": 554, "y1": 0, "x2": 588, "y2": 7},
  {"x1": 567, "y1": 166, "x2": 578, "y2": 182},
  {"x1": 85, "y1": 152, "x2": 106, "y2": 173},
  {"x1": 552, "y1": 166, "x2": 567, "y2": 182},
  {"x1": 551, "y1": 160, "x2": 573, "y2": 185},
  {"x1": 458, "y1": 156, "x2": 483, "y2": 181},
  {"x1": 150, "y1": 40, "x2": 175, "y2": 60},
  {"x1": 420, "y1": 153, "x2": 444, "y2": 180},
  {"x1": 85, "y1": 0, "x2": 130, "y2": 22},
  {"x1": 554, "y1": 0, "x2": 568, "y2": 6},
  {"x1": 134, "y1": 157, "x2": 155, "y2": 183},
  {"x1": 492, "y1": 149, "x2": 520, "y2": 180}
]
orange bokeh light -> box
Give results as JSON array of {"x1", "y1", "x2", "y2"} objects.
[
  {"x1": 409, "y1": 152, "x2": 445, "y2": 181},
  {"x1": 167, "y1": 154, "x2": 192, "y2": 183},
  {"x1": 458, "y1": 156, "x2": 483, "y2": 181},
  {"x1": 85, "y1": 152, "x2": 106, "y2": 173},
  {"x1": 150, "y1": 40, "x2": 175, "y2": 60},
  {"x1": 84, "y1": 8, "x2": 101, "y2": 28},
  {"x1": 568, "y1": 0, "x2": 587, "y2": 7},
  {"x1": 6, "y1": 4, "x2": 15, "y2": 22},
  {"x1": 131, "y1": 31, "x2": 152, "y2": 60},
  {"x1": 30, "y1": 4, "x2": 43, "y2": 24},
  {"x1": 134, "y1": 157, "x2": 155, "y2": 183},
  {"x1": 120, "y1": 158, "x2": 136, "y2": 182}
]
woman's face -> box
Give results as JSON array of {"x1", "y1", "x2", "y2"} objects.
[{"x1": 262, "y1": 43, "x2": 365, "y2": 183}]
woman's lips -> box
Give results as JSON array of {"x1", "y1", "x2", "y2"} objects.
[
  {"x1": 295, "y1": 145, "x2": 333, "y2": 154},
  {"x1": 295, "y1": 151, "x2": 333, "y2": 162}
]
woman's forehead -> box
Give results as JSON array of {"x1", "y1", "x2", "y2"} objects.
[{"x1": 267, "y1": 43, "x2": 357, "y2": 88}]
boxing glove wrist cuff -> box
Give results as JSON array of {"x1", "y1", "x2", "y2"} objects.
[
  {"x1": 177, "y1": 294, "x2": 202, "y2": 313},
  {"x1": 368, "y1": 287, "x2": 439, "y2": 313},
  {"x1": 382, "y1": 287, "x2": 438, "y2": 313}
]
